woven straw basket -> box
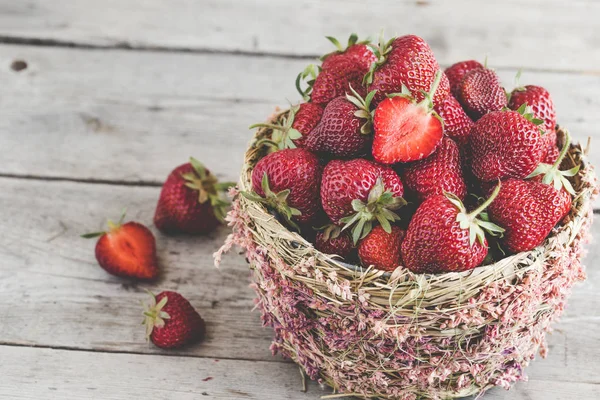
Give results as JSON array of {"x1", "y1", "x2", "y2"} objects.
[{"x1": 215, "y1": 109, "x2": 598, "y2": 399}]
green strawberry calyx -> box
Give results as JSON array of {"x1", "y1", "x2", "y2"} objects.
[
  {"x1": 512, "y1": 102, "x2": 546, "y2": 134},
  {"x1": 250, "y1": 105, "x2": 303, "y2": 152},
  {"x1": 80, "y1": 208, "x2": 127, "y2": 238},
  {"x1": 321, "y1": 33, "x2": 371, "y2": 61},
  {"x1": 449, "y1": 183, "x2": 504, "y2": 246},
  {"x1": 386, "y1": 70, "x2": 445, "y2": 126},
  {"x1": 506, "y1": 69, "x2": 525, "y2": 103},
  {"x1": 295, "y1": 64, "x2": 319, "y2": 101},
  {"x1": 316, "y1": 223, "x2": 343, "y2": 241},
  {"x1": 526, "y1": 130, "x2": 579, "y2": 195},
  {"x1": 340, "y1": 177, "x2": 407, "y2": 245},
  {"x1": 181, "y1": 157, "x2": 236, "y2": 222},
  {"x1": 142, "y1": 290, "x2": 171, "y2": 339},
  {"x1": 241, "y1": 173, "x2": 302, "y2": 231},
  {"x1": 346, "y1": 86, "x2": 377, "y2": 134},
  {"x1": 363, "y1": 31, "x2": 395, "y2": 85}
]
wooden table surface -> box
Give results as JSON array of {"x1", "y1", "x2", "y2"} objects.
[{"x1": 0, "y1": 1, "x2": 599, "y2": 399}]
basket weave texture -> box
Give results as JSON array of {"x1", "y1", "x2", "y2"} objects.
[{"x1": 215, "y1": 110, "x2": 598, "y2": 399}]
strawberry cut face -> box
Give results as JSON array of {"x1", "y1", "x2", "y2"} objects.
[{"x1": 373, "y1": 96, "x2": 443, "y2": 164}]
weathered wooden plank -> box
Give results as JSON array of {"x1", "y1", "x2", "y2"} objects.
[
  {"x1": 0, "y1": 345, "x2": 598, "y2": 400},
  {"x1": 0, "y1": 0, "x2": 599, "y2": 71},
  {"x1": 0, "y1": 176, "x2": 599, "y2": 387},
  {"x1": 0, "y1": 45, "x2": 598, "y2": 185}
]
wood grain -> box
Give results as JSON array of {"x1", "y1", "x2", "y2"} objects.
[
  {"x1": 0, "y1": 176, "x2": 598, "y2": 390},
  {"x1": 0, "y1": 0, "x2": 598, "y2": 71},
  {"x1": 0, "y1": 45, "x2": 599, "y2": 186}
]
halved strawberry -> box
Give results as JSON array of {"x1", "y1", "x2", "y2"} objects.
[{"x1": 372, "y1": 71, "x2": 444, "y2": 164}]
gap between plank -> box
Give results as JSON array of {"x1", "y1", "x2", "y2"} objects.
[
  {"x1": 0, "y1": 341, "x2": 292, "y2": 365},
  {"x1": 0, "y1": 34, "x2": 597, "y2": 75}
]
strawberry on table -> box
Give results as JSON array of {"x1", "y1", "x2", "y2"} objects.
[
  {"x1": 372, "y1": 71, "x2": 445, "y2": 164},
  {"x1": 401, "y1": 183, "x2": 504, "y2": 273},
  {"x1": 456, "y1": 66, "x2": 507, "y2": 120},
  {"x1": 365, "y1": 34, "x2": 450, "y2": 108},
  {"x1": 445, "y1": 60, "x2": 484, "y2": 97},
  {"x1": 320, "y1": 158, "x2": 405, "y2": 243},
  {"x1": 402, "y1": 137, "x2": 467, "y2": 201},
  {"x1": 82, "y1": 212, "x2": 159, "y2": 280},
  {"x1": 470, "y1": 109, "x2": 545, "y2": 182},
  {"x1": 143, "y1": 291, "x2": 206, "y2": 349},
  {"x1": 305, "y1": 87, "x2": 376, "y2": 158},
  {"x1": 358, "y1": 225, "x2": 405, "y2": 271},
  {"x1": 245, "y1": 148, "x2": 323, "y2": 228},
  {"x1": 154, "y1": 158, "x2": 234, "y2": 235}
]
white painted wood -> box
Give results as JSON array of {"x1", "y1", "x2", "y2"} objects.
[
  {"x1": 0, "y1": 0, "x2": 599, "y2": 71},
  {"x1": 0, "y1": 45, "x2": 598, "y2": 185},
  {"x1": 0, "y1": 176, "x2": 598, "y2": 396}
]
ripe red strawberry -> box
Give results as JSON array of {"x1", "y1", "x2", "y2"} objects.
[
  {"x1": 401, "y1": 185, "x2": 504, "y2": 273},
  {"x1": 470, "y1": 110, "x2": 544, "y2": 182},
  {"x1": 366, "y1": 34, "x2": 450, "y2": 107},
  {"x1": 82, "y1": 214, "x2": 159, "y2": 280},
  {"x1": 508, "y1": 84, "x2": 556, "y2": 134},
  {"x1": 320, "y1": 158, "x2": 405, "y2": 243},
  {"x1": 433, "y1": 95, "x2": 474, "y2": 147},
  {"x1": 542, "y1": 142, "x2": 560, "y2": 164},
  {"x1": 457, "y1": 68, "x2": 507, "y2": 120},
  {"x1": 302, "y1": 34, "x2": 376, "y2": 105},
  {"x1": 143, "y1": 291, "x2": 205, "y2": 349},
  {"x1": 372, "y1": 71, "x2": 444, "y2": 164},
  {"x1": 445, "y1": 60, "x2": 484, "y2": 97},
  {"x1": 250, "y1": 103, "x2": 323, "y2": 151},
  {"x1": 358, "y1": 225, "x2": 405, "y2": 271},
  {"x1": 246, "y1": 148, "x2": 322, "y2": 226},
  {"x1": 402, "y1": 137, "x2": 467, "y2": 201},
  {"x1": 305, "y1": 88, "x2": 375, "y2": 158},
  {"x1": 315, "y1": 225, "x2": 355, "y2": 259},
  {"x1": 154, "y1": 158, "x2": 233, "y2": 235}
]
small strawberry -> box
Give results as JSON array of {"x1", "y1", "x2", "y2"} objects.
[
  {"x1": 250, "y1": 103, "x2": 323, "y2": 151},
  {"x1": 358, "y1": 225, "x2": 405, "y2": 271},
  {"x1": 401, "y1": 184, "x2": 504, "y2": 273},
  {"x1": 143, "y1": 291, "x2": 206, "y2": 349},
  {"x1": 82, "y1": 212, "x2": 159, "y2": 280},
  {"x1": 507, "y1": 73, "x2": 556, "y2": 134},
  {"x1": 434, "y1": 95, "x2": 474, "y2": 147},
  {"x1": 372, "y1": 71, "x2": 444, "y2": 164},
  {"x1": 470, "y1": 109, "x2": 544, "y2": 182},
  {"x1": 300, "y1": 34, "x2": 376, "y2": 105},
  {"x1": 456, "y1": 67, "x2": 507, "y2": 120},
  {"x1": 488, "y1": 132, "x2": 577, "y2": 253},
  {"x1": 320, "y1": 158, "x2": 405, "y2": 243},
  {"x1": 402, "y1": 137, "x2": 467, "y2": 201},
  {"x1": 542, "y1": 143, "x2": 560, "y2": 164},
  {"x1": 314, "y1": 224, "x2": 355, "y2": 259},
  {"x1": 365, "y1": 34, "x2": 450, "y2": 108},
  {"x1": 305, "y1": 88, "x2": 375, "y2": 158},
  {"x1": 245, "y1": 148, "x2": 322, "y2": 227},
  {"x1": 154, "y1": 158, "x2": 234, "y2": 235},
  {"x1": 444, "y1": 60, "x2": 484, "y2": 97}
]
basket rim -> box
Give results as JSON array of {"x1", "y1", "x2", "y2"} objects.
[{"x1": 239, "y1": 108, "x2": 597, "y2": 282}]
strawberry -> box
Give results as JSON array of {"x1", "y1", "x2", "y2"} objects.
[
  {"x1": 365, "y1": 34, "x2": 450, "y2": 107},
  {"x1": 154, "y1": 158, "x2": 233, "y2": 235},
  {"x1": 508, "y1": 80, "x2": 556, "y2": 135},
  {"x1": 245, "y1": 148, "x2": 322, "y2": 227},
  {"x1": 143, "y1": 291, "x2": 206, "y2": 349},
  {"x1": 305, "y1": 88, "x2": 375, "y2": 158},
  {"x1": 542, "y1": 143, "x2": 560, "y2": 164},
  {"x1": 401, "y1": 184, "x2": 504, "y2": 273},
  {"x1": 250, "y1": 103, "x2": 323, "y2": 151},
  {"x1": 470, "y1": 110, "x2": 544, "y2": 182},
  {"x1": 300, "y1": 34, "x2": 376, "y2": 105},
  {"x1": 82, "y1": 213, "x2": 159, "y2": 280},
  {"x1": 372, "y1": 71, "x2": 444, "y2": 164},
  {"x1": 358, "y1": 225, "x2": 405, "y2": 271},
  {"x1": 445, "y1": 60, "x2": 484, "y2": 97},
  {"x1": 402, "y1": 137, "x2": 467, "y2": 201},
  {"x1": 314, "y1": 224, "x2": 355, "y2": 259},
  {"x1": 320, "y1": 158, "x2": 405, "y2": 243},
  {"x1": 434, "y1": 95, "x2": 474, "y2": 147},
  {"x1": 456, "y1": 68, "x2": 507, "y2": 120}
]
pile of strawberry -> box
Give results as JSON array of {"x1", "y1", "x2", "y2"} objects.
[{"x1": 244, "y1": 33, "x2": 579, "y2": 274}]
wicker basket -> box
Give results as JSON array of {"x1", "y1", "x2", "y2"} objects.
[{"x1": 215, "y1": 109, "x2": 598, "y2": 399}]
